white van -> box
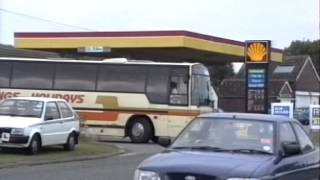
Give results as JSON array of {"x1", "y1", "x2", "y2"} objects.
[{"x1": 0, "y1": 97, "x2": 80, "y2": 154}]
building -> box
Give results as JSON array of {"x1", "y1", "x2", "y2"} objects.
[
  {"x1": 0, "y1": 44, "x2": 59, "y2": 58},
  {"x1": 12, "y1": 30, "x2": 284, "y2": 105},
  {"x1": 219, "y1": 79, "x2": 293, "y2": 112},
  {"x1": 13, "y1": 30, "x2": 283, "y2": 64},
  {"x1": 219, "y1": 55, "x2": 320, "y2": 112}
]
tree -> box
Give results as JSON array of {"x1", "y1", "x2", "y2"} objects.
[
  {"x1": 284, "y1": 40, "x2": 320, "y2": 74},
  {"x1": 207, "y1": 63, "x2": 235, "y2": 89}
]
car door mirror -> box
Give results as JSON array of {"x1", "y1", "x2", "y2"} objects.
[
  {"x1": 208, "y1": 85, "x2": 215, "y2": 102},
  {"x1": 282, "y1": 142, "x2": 301, "y2": 157},
  {"x1": 45, "y1": 116, "x2": 54, "y2": 121},
  {"x1": 158, "y1": 137, "x2": 171, "y2": 148}
]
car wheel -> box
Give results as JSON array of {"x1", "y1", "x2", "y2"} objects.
[
  {"x1": 26, "y1": 135, "x2": 40, "y2": 155},
  {"x1": 129, "y1": 118, "x2": 153, "y2": 143},
  {"x1": 64, "y1": 133, "x2": 76, "y2": 151}
]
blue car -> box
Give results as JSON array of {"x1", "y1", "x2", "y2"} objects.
[{"x1": 134, "y1": 113, "x2": 320, "y2": 180}]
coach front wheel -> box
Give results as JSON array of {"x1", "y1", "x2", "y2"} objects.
[{"x1": 129, "y1": 118, "x2": 153, "y2": 143}]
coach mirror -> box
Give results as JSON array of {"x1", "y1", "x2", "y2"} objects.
[
  {"x1": 208, "y1": 83, "x2": 216, "y2": 108},
  {"x1": 208, "y1": 84, "x2": 214, "y2": 102}
]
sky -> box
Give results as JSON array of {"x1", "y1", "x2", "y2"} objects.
[{"x1": 0, "y1": 0, "x2": 319, "y2": 71}]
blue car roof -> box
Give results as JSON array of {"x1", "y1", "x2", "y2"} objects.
[{"x1": 198, "y1": 112, "x2": 295, "y2": 123}]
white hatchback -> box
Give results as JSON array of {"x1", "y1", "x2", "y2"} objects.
[{"x1": 0, "y1": 97, "x2": 80, "y2": 154}]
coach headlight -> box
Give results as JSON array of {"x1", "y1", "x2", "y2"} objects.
[{"x1": 134, "y1": 170, "x2": 161, "y2": 180}]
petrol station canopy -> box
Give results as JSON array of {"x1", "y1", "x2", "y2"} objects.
[{"x1": 14, "y1": 30, "x2": 283, "y2": 64}]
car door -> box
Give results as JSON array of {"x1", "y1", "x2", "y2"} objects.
[
  {"x1": 273, "y1": 122, "x2": 304, "y2": 180},
  {"x1": 57, "y1": 101, "x2": 76, "y2": 142},
  {"x1": 274, "y1": 122, "x2": 319, "y2": 180},
  {"x1": 41, "y1": 101, "x2": 64, "y2": 146},
  {"x1": 291, "y1": 123, "x2": 320, "y2": 180}
]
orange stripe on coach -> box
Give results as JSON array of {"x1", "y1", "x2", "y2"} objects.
[{"x1": 79, "y1": 111, "x2": 119, "y2": 121}]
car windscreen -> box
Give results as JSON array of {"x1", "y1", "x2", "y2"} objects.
[
  {"x1": 172, "y1": 118, "x2": 275, "y2": 154},
  {"x1": 0, "y1": 99, "x2": 44, "y2": 118}
]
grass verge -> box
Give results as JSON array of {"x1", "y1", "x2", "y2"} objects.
[
  {"x1": 311, "y1": 131, "x2": 320, "y2": 146},
  {"x1": 0, "y1": 141, "x2": 121, "y2": 169}
]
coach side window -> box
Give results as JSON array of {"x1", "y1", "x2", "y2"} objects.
[
  {"x1": 0, "y1": 62, "x2": 11, "y2": 88},
  {"x1": 146, "y1": 67, "x2": 170, "y2": 104},
  {"x1": 191, "y1": 75, "x2": 210, "y2": 106},
  {"x1": 169, "y1": 68, "x2": 188, "y2": 105},
  {"x1": 54, "y1": 63, "x2": 97, "y2": 91},
  {"x1": 97, "y1": 65, "x2": 147, "y2": 93},
  {"x1": 191, "y1": 65, "x2": 210, "y2": 106},
  {"x1": 11, "y1": 62, "x2": 54, "y2": 89}
]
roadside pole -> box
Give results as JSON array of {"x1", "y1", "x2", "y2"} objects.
[{"x1": 0, "y1": 0, "x2": 2, "y2": 43}]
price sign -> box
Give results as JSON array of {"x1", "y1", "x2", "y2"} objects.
[
  {"x1": 271, "y1": 103, "x2": 294, "y2": 118},
  {"x1": 310, "y1": 105, "x2": 320, "y2": 130},
  {"x1": 247, "y1": 89, "x2": 265, "y2": 112}
]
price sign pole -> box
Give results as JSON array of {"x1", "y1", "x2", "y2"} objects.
[{"x1": 245, "y1": 40, "x2": 271, "y2": 114}]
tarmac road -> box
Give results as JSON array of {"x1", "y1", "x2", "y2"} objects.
[{"x1": 0, "y1": 139, "x2": 164, "y2": 180}]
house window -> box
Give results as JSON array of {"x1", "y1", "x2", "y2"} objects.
[{"x1": 273, "y1": 66, "x2": 294, "y2": 73}]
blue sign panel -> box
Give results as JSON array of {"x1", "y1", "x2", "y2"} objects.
[
  {"x1": 273, "y1": 106, "x2": 290, "y2": 117},
  {"x1": 271, "y1": 103, "x2": 294, "y2": 118},
  {"x1": 248, "y1": 69, "x2": 265, "y2": 88}
]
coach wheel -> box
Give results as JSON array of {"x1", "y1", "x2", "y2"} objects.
[{"x1": 129, "y1": 117, "x2": 153, "y2": 143}]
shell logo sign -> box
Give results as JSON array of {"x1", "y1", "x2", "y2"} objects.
[{"x1": 245, "y1": 41, "x2": 270, "y2": 63}]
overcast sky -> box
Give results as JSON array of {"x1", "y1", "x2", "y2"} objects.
[{"x1": 0, "y1": 0, "x2": 319, "y2": 48}]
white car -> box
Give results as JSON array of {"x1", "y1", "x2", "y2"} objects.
[{"x1": 0, "y1": 97, "x2": 80, "y2": 155}]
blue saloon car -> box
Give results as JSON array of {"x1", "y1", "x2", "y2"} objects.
[{"x1": 134, "y1": 113, "x2": 320, "y2": 180}]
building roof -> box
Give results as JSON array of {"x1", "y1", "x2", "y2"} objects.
[
  {"x1": 270, "y1": 55, "x2": 310, "y2": 81},
  {"x1": 236, "y1": 55, "x2": 316, "y2": 82},
  {"x1": 14, "y1": 30, "x2": 283, "y2": 64},
  {"x1": 219, "y1": 79, "x2": 292, "y2": 98},
  {"x1": 222, "y1": 55, "x2": 319, "y2": 98},
  {"x1": 0, "y1": 44, "x2": 60, "y2": 58}
]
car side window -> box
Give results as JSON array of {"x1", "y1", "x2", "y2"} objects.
[
  {"x1": 57, "y1": 102, "x2": 73, "y2": 118},
  {"x1": 292, "y1": 123, "x2": 314, "y2": 153},
  {"x1": 45, "y1": 102, "x2": 60, "y2": 120},
  {"x1": 279, "y1": 123, "x2": 297, "y2": 144}
]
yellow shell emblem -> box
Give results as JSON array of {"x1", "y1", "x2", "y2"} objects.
[{"x1": 247, "y1": 43, "x2": 267, "y2": 62}]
